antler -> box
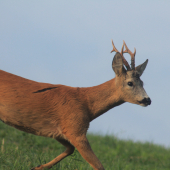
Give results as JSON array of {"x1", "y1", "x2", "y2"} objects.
[
  {"x1": 111, "y1": 40, "x2": 131, "y2": 71},
  {"x1": 123, "y1": 40, "x2": 136, "y2": 70},
  {"x1": 111, "y1": 39, "x2": 120, "y2": 53}
]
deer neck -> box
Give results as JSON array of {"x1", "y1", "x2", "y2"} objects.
[{"x1": 83, "y1": 78, "x2": 125, "y2": 121}]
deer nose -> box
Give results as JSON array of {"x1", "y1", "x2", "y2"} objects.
[{"x1": 142, "y1": 97, "x2": 151, "y2": 105}]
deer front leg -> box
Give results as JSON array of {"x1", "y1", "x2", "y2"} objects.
[
  {"x1": 31, "y1": 138, "x2": 75, "y2": 170},
  {"x1": 70, "y1": 135, "x2": 105, "y2": 170}
]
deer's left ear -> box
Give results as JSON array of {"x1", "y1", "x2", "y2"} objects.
[
  {"x1": 135, "y1": 59, "x2": 148, "y2": 77},
  {"x1": 112, "y1": 52, "x2": 126, "y2": 76}
]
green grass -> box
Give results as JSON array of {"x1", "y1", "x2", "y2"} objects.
[{"x1": 0, "y1": 121, "x2": 170, "y2": 170}]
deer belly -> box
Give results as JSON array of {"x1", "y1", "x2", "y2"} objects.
[{"x1": 0, "y1": 109, "x2": 63, "y2": 139}]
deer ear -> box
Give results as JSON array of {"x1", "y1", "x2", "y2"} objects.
[
  {"x1": 135, "y1": 59, "x2": 148, "y2": 77},
  {"x1": 112, "y1": 52, "x2": 126, "y2": 76}
]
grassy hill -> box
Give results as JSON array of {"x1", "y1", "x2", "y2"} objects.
[{"x1": 0, "y1": 121, "x2": 170, "y2": 170}]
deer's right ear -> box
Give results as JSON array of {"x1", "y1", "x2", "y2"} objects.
[{"x1": 112, "y1": 52, "x2": 126, "y2": 76}]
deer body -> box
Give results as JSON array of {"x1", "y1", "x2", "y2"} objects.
[
  {"x1": 0, "y1": 41, "x2": 151, "y2": 170},
  {"x1": 0, "y1": 69, "x2": 122, "y2": 137}
]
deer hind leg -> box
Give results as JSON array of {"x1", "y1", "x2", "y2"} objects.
[
  {"x1": 31, "y1": 138, "x2": 75, "y2": 170},
  {"x1": 70, "y1": 135, "x2": 105, "y2": 170}
]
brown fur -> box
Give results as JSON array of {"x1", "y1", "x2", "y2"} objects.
[{"x1": 0, "y1": 50, "x2": 150, "y2": 170}]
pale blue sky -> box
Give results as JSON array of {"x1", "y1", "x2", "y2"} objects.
[{"x1": 0, "y1": 1, "x2": 170, "y2": 147}]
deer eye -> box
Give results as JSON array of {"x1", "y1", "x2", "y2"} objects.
[{"x1": 128, "y1": 82, "x2": 133, "y2": 86}]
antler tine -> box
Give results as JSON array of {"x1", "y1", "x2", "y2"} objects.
[
  {"x1": 110, "y1": 39, "x2": 119, "y2": 53},
  {"x1": 123, "y1": 40, "x2": 136, "y2": 70},
  {"x1": 121, "y1": 42, "x2": 131, "y2": 71}
]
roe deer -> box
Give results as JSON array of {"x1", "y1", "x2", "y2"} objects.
[{"x1": 0, "y1": 40, "x2": 151, "y2": 170}]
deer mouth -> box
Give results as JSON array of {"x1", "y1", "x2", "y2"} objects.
[{"x1": 138, "y1": 97, "x2": 151, "y2": 106}]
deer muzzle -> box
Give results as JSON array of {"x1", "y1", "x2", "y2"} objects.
[{"x1": 138, "y1": 97, "x2": 151, "y2": 106}]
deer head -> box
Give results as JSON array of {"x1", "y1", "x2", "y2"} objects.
[{"x1": 111, "y1": 40, "x2": 151, "y2": 106}]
